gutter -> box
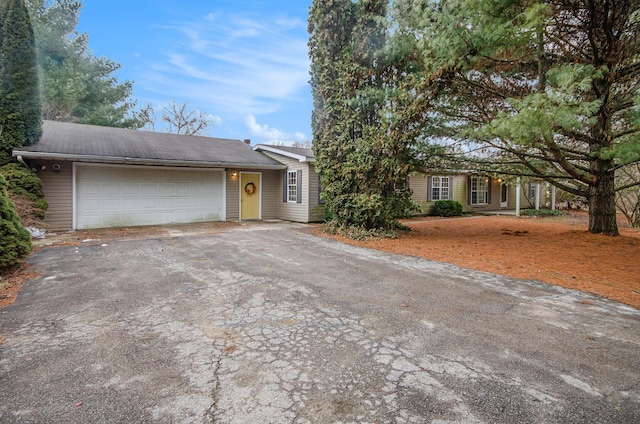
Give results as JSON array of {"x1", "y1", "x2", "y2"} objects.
[{"x1": 12, "y1": 150, "x2": 287, "y2": 171}]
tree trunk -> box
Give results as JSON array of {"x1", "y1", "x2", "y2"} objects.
[{"x1": 589, "y1": 166, "x2": 619, "y2": 235}]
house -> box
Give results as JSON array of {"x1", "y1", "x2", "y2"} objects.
[
  {"x1": 253, "y1": 144, "x2": 325, "y2": 223},
  {"x1": 13, "y1": 120, "x2": 294, "y2": 229},
  {"x1": 13, "y1": 121, "x2": 546, "y2": 230},
  {"x1": 409, "y1": 174, "x2": 548, "y2": 215}
]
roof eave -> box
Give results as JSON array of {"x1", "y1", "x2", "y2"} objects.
[
  {"x1": 13, "y1": 151, "x2": 287, "y2": 170},
  {"x1": 253, "y1": 145, "x2": 315, "y2": 163}
]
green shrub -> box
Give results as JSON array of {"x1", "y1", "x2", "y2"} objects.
[
  {"x1": 521, "y1": 209, "x2": 567, "y2": 217},
  {"x1": 432, "y1": 200, "x2": 463, "y2": 217},
  {"x1": 0, "y1": 174, "x2": 32, "y2": 270},
  {"x1": 0, "y1": 162, "x2": 48, "y2": 217}
]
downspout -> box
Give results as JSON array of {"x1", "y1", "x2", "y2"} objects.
[{"x1": 16, "y1": 155, "x2": 29, "y2": 168}]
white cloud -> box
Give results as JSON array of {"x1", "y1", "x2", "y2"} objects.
[
  {"x1": 207, "y1": 114, "x2": 223, "y2": 127},
  {"x1": 139, "y1": 11, "x2": 310, "y2": 120},
  {"x1": 244, "y1": 115, "x2": 306, "y2": 145}
]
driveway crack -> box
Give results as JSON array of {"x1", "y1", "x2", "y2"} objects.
[{"x1": 204, "y1": 349, "x2": 224, "y2": 423}]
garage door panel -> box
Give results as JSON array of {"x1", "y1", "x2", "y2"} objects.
[{"x1": 76, "y1": 166, "x2": 224, "y2": 229}]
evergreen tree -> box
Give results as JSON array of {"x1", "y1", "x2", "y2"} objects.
[
  {"x1": 0, "y1": 0, "x2": 43, "y2": 164},
  {"x1": 0, "y1": 174, "x2": 31, "y2": 270},
  {"x1": 309, "y1": 0, "x2": 418, "y2": 235},
  {"x1": 391, "y1": 0, "x2": 640, "y2": 235},
  {"x1": 25, "y1": 0, "x2": 141, "y2": 128}
]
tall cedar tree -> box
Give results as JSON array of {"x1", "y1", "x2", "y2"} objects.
[
  {"x1": 392, "y1": 0, "x2": 640, "y2": 235},
  {"x1": 0, "y1": 0, "x2": 42, "y2": 164},
  {"x1": 309, "y1": 0, "x2": 417, "y2": 234}
]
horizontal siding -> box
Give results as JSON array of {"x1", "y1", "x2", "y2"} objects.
[
  {"x1": 308, "y1": 164, "x2": 325, "y2": 222},
  {"x1": 410, "y1": 175, "x2": 467, "y2": 215},
  {"x1": 261, "y1": 170, "x2": 279, "y2": 220},
  {"x1": 225, "y1": 169, "x2": 279, "y2": 220},
  {"x1": 226, "y1": 171, "x2": 240, "y2": 220},
  {"x1": 262, "y1": 152, "x2": 312, "y2": 223},
  {"x1": 38, "y1": 160, "x2": 73, "y2": 229}
]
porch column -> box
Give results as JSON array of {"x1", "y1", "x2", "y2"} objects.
[
  {"x1": 535, "y1": 182, "x2": 541, "y2": 210},
  {"x1": 516, "y1": 177, "x2": 521, "y2": 217},
  {"x1": 551, "y1": 185, "x2": 556, "y2": 210}
]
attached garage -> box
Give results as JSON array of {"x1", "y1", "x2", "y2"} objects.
[
  {"x1": 13, "y1": 121, "x2": 286, "y2": 230},
  {"x1": 75, "y1": 165, "x2": 225, "y2": 229}
]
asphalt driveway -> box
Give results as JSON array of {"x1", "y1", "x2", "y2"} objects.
[{"x1": 1, "y1": 222, "x2": 639, "y2": 423}]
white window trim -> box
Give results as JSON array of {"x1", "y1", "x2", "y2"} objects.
[
  {"x1": 470, "y1": 176, "x2": 489, "y2": 205},
  {"x1": 287, "y1": 170, "x2": 298, "y2": 203},
  {"x1": 431, "y1": 176, "x2": 450, "y2": 201}
]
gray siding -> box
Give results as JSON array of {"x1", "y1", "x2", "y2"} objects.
[
  {"x1": 308, "y1": 164, "x2": 324, "y2": 222},
  {"x1": 226, "y1": 171, "x2": 240, "y2": 220},
  {"x1": 261, "y1": 170, "x2": 279, "y2": 220},
  {"x1": 261, "y1": 152, "x2": 322, "y2": 223},
  {"x1": 225, "y1": 169, "x2": 279, "y2": 221},
  {"x1": 37, "y1": 160, "x2": 73, "y2": 229},
  {"x1": 277, "y1": 159, "x2": 309, "y2": 222}
]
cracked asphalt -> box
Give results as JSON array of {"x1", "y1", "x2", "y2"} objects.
[{"x1": 1, "y1": 222, "x2": 639, "y2": 423}]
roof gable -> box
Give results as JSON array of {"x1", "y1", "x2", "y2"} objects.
[
  {"x1": 13, "y1": 121, "x2": 284, "y2": 169},
  {"x1": 253, "y1": 144, "x2": 314, "y2": 163}
]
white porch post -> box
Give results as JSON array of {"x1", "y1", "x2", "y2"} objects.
[
  {"x1": 516, "y1": 177, "x2": 521, "y2": 217},
  {"x1": 535, "y1": 182, "x2": 541, "y2": 210},
  {"x1": 551, "y1": 185, "x2": 556, "y2": 210}
]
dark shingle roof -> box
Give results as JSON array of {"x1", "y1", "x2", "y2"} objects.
[{"x1": 13, "y1": 121, "x2": 285, "y2": 169}]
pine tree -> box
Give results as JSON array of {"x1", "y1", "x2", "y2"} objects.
[
  {"x1": 392, "y1": 0, "x2": 640, "y2": 235},
  {"x1": 0, "y1": 0, "x2": 43, "y2": 164},
  {"x1": 25, "y1": 0, "x2": 140, "y2": 128}
]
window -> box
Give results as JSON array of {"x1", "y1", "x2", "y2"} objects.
[
  {"x1": 470, "y1": 176, "x2": 489, "y2": 205},
  {"x1": 283, "y1": 170, "x2": 302, "y2": 204},
  {"x1": 528, "y1": 183, "x2": 537, "y2": 199},
  {"x1": 287, "y1": 171, "x2": 297, "y2": 202},
  {"x1": 431, "y1": 176, "x2": 450, "y2": 201}
]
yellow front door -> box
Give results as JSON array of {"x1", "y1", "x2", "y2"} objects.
[{"x1": 240, "y1": 172, "x2": 261, "y2": 220}]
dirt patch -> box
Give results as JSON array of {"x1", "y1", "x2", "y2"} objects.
[
  {"x1": 0, "y1": 265, "x2": 41, "y2": 309},
  {"x1": 326, "y1": 212, "x2": 640, "y2": 309}
]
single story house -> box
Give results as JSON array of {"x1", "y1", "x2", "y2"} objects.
[
  {"x1": 13, "y1": 121, "x2": 547, "y2": 230},
  {"x1": 13, "y1": 121, "x2": 304, "y2": 229},
  {"x1": 409, "y1": 174, "x2": 549, "y2": 215}
]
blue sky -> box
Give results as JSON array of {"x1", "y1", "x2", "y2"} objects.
[{"x1": 76, "y1": 0, "x2": 313, "y2": 145}]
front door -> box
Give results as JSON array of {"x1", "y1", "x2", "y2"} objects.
[
  {"x1": 240, "y1": 172, "x2": 261, "y2": 220},
  {"x1": 500, "y1": 183, "x2": 508, "y2": 208}
]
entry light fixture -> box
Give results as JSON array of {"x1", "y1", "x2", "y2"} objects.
[{"x1": 231, "y1": 170, "x2": 238, "y2": 177}]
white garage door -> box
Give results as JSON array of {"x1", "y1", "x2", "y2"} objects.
[{"x1": 76, "y1": 165, "x2": 224, "y2": 229}]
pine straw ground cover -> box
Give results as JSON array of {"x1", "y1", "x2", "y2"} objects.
[{"x1": 326, "y1": 211, "x2": 640, "y2": 309}]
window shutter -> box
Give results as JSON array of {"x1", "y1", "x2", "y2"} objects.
[
  {"x1": 427, "y1": 177, "x2": 433, "y2": 202},
  {"x1": 468, "y1": 176, "x2": 472, "y2": 205},
  {"x1": 448, "y1": 176, "x2": 453, "y2": 199},
  {"x1": 296, "y1": 170, "x2": 303, "y2": 203},
  {"x1": 283, "y1": 171, "x2": 288, "y2": 202}
]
